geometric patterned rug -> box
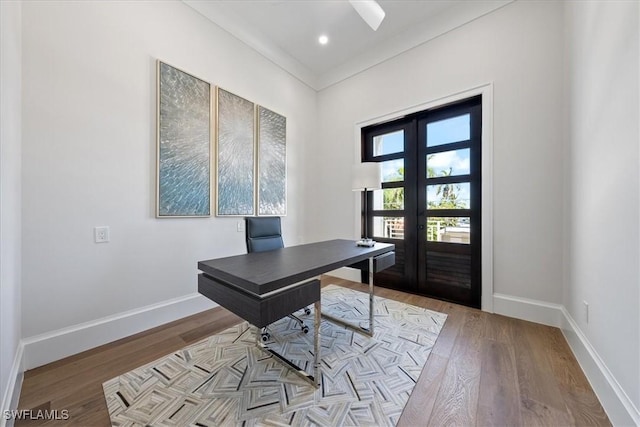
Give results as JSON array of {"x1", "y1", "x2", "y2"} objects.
[{"x1": 102, "y1": 285, "x2": 447, "y2": 426}]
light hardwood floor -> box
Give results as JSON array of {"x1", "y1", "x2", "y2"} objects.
[{"x1": 16, "y1": 276, "x2": 610, "y2": 426}]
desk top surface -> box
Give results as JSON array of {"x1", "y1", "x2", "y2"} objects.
[{"x1": 198, "y1": 239, "x2": 394, "y2": 296}]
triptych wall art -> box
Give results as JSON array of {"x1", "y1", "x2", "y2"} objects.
[{"x1": 156, "y1": 60, "x2": 286, "y2": 218}]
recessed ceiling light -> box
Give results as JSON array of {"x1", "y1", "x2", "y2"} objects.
[{"x1": 318, "y1": 35, "x2": 329, "y2": 45}]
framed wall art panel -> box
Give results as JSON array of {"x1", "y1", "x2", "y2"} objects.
[
  {"x1": 257, "y1": 105, "x2": 286, "y2": 216},
  {"x1": 156, "y1": 60, "x2": 212, "y2": 217},
  {"x1": 216, "y1": 88, "x2": 255, "y2": 216}
]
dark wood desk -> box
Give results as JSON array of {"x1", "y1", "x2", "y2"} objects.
[{"x1": 197, "y1": 239, "x2": 395, "y2": 387}]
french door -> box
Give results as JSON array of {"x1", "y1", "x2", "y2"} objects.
[{"x1": 361, "y1": 96, "x2": 482, "y2": 308}]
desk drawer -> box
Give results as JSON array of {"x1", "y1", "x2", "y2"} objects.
[
  {"x1": 198, "y1": 274, "x2": 320, "y2": 328},
  {"x1": 374, "y1": 251, "x2": 395, "y2": 272},
  {"x1": 348, "y1": 251, "x2": 396, "y2": 273}
]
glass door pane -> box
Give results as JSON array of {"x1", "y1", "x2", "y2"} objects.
[
  {"x1": 427, "y1": 148, "x2": 470, "y2": 177},
  {"x1": 373, "y1": 216, "x2": 405, "y2": 239},
  {"x1": 426, "y1": 114, "x2": 470, "y2": 147},
  {"x1": 373, "y1": 130, "x2": 404, "y2": 156},
  {"x1": 427, "y1": 183, "x2": 471, "y2": 209},
  {"x1": 380, "y1": 159, "x2": 404, "y2": 182},
  {"x1": 426, "y1": 217, "x2": 471, "y2": 244},
  {"x1": 373, "y1": 188, "x2": 405, "y2": 210}
]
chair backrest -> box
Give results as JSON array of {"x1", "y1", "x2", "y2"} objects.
[{"x1": 245, "y1": 217, "x2": 284, "y2": 253}]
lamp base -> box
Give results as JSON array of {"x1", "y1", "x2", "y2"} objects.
[{"x1": 356, "y1": 238, "x2": 376, "y2": 247}]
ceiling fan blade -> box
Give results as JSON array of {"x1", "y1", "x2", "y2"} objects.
[{"x1": 349, "y1": 0, "x2": 386, "y2": 31}]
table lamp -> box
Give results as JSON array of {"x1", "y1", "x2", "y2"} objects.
[{"x1": 352, "y1": 162, "x2": 382, "y2": 247}]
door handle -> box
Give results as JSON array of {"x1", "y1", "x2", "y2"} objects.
[{"x1": 418, "y1": 225, "x2": 425, "y2": 230}]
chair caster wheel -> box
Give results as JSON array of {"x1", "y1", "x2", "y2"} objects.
[
  {"x1": 302, "y1": 326, "x2": 309, "y2": 334},
  {"x1": 261, "y1": 333, "x2": 270, "y2": 342},
  {"x1": 304, "y1": 308, "x2": 311, "y2": 315}
]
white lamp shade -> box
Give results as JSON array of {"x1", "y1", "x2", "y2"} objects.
[{"x1": 352, "y1": 162, "x2": 382, "y2": 191}]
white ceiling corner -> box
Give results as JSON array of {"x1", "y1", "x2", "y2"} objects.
[{"x1": 183, "y1": 0, "x2": 514, "y2": 91}]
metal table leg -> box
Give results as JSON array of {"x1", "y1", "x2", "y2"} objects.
[
  {"x1": 313, "y1": 298, "x2": 321, "y2": 387},
  {"x1": 368, "y1": 256, "x2": 374, "y2": 336},
  {"x1": 322, "y1": 256, "x2": 375, "y2": 337},
  {"x1": 254, "y1": 281, "x2": 322, "y2": 388}
]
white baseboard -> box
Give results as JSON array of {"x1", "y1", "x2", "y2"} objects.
[
  {"x1": 0, "y1": 342, "x2": 24, "y2": 427},
  {"x1": 561, "y1": 308, "x2": 639, "y2": 427},
  {"x1": 22, "y1": 293, "x2": 217, "y2": 370},
  {"x1": 492, "y1": 292, "x2": 563, "y2": 327}
]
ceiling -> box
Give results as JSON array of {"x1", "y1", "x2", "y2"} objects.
[{"x1": 184, "y1": 0, "x2": 513, "y2": 90}]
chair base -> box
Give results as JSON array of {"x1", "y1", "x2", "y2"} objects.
[{"x1": 260, "y1": 313, "x2": 310, "y2": 341}]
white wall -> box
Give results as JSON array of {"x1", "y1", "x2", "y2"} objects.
[
  {"x1": 21, "y1": 1, "x2": 316, "y2": 339},
  {"x1": 0, "y1": 0, "x2": 23, "y2": 414},
  {"x1": 564, "y1": 0, "x2": 640, "y2": 422},
  {"x1": 15, "y1": 1, "x2": 640, "y2": 423},
  {"x1": 313, "y1": 0, "x2": 565, "y2": 303}
]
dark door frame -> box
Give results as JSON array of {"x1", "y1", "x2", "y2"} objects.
[{"x1": 352, "y1": 86, "x2": 494, "y2": 312}]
